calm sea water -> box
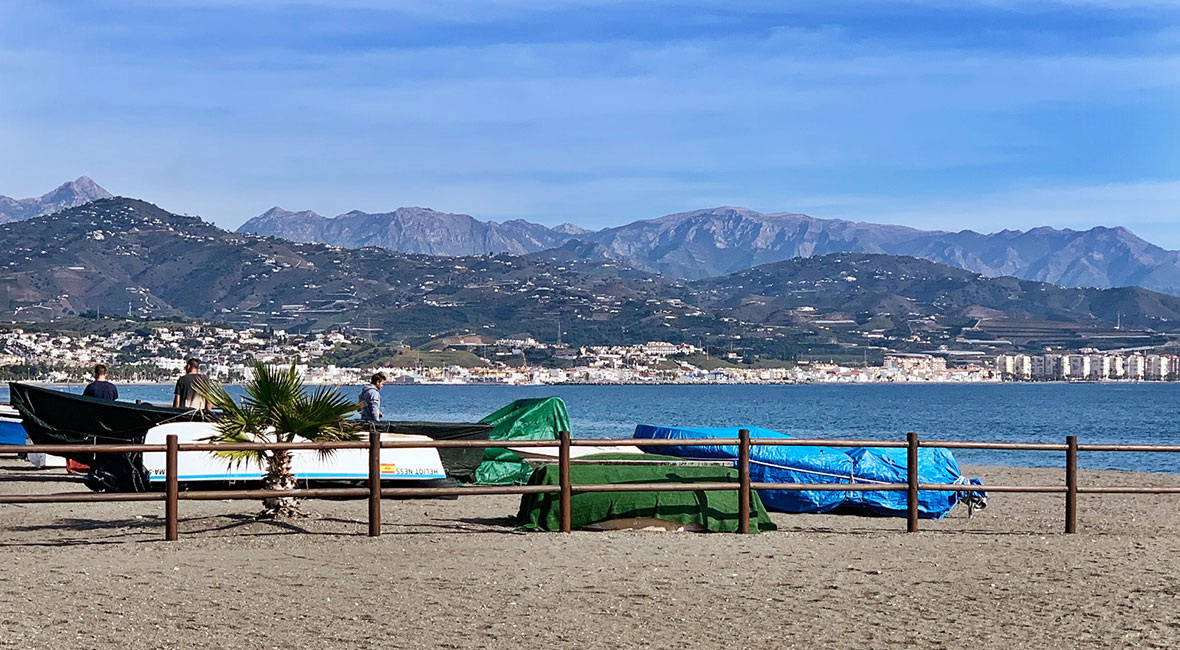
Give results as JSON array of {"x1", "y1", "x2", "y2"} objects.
[{"x1": 4, "y1": 382, "x2": 1178, "y2": 473}]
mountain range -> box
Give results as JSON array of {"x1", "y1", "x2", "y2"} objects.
[
  {"x1": 3, "y1": 197, "x2": 1180, "y2": 355},
  {"x1": 9, "y1": 178, "x2": 1180, "y2": 299},
  {"x1": 241, "y1": 206, "x2": 585, "y2": 256},
  {"x1": 241, "y1": 204, "x2": 1180, "y2": 296}
]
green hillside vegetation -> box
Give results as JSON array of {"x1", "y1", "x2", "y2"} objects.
[{"x1": 325, "y1": 342, "x2": 489, "y2": 369}]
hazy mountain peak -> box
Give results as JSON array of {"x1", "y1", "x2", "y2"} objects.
[
  {"x1": 0, "y1": 176, "x2": 113, "y2": 224},
  {"x1": 553, "y1": 222, "x2": 590, "y2": 235},
  {"x1": 258, "y1": 206, "x2": 326, "y2": 220}
]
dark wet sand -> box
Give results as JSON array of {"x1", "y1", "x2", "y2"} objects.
[{"x1": 1, "y1": 459, "x2": 1178, "y2": 649}]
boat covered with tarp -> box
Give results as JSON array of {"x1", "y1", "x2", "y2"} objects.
[
  {"x1": 516, "y1": 453, "x2": 777, "y2": 533},
  {"x1": 634, "y1": 425, "x2": 985, "y2": 519},
  {"x1": 475, "y1": 397, "x2": 570, "y2": 485}
]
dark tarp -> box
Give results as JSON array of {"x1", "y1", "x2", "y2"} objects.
[
  {"x1": 516, "y1": 453, "x2": 777, "y2": 533},
  {"x1": 8, "y1": 382, "x2": 211, "y2": 492},
  {"x1": 357, "y1": 420, "x2": 492, "y2": 483},
  {"x1": 476, "y1": 397, "x2": 569, "y2": 485}
]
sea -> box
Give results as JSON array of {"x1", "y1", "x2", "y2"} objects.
[{"x1": 3, "y1": 382, "x2": 1178, "y2": 473}]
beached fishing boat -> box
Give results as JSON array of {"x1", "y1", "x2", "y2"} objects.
[
  {"x1": 634, "y1": 424, "x2": 986, "y2": 519},
  {"x1": 7, "y1": 382, "x2": 495, "y2": 490},
  {"x1": 141, "y1": 421, "x2": 449, "y2": 484},
  {"x1": 9, "y1": 382, "x2": 203, "y2": 482},
  {"x1": 9, "y1": 382, "x2": 211, "y2": 459}
]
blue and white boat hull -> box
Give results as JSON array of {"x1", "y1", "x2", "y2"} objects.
[{"x1": 142, "y1": 422, "x2": 449, "y2": 483}]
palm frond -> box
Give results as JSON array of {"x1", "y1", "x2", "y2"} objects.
[
  {"x1": 196, "y1": 375, "x2": 269, "y2": 469},
  {"x1": 242, "y1": 361, "x2": 304, "y2": 425},
  {"x1": 291, "y1": 385, "x2": 359, "y2": 441},
  {"x1": 195, "y1": 362, "x2": 360, "y2": 475}
]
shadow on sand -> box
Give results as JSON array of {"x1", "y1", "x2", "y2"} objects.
[{"x1": 0, "y1": 511, "x2": 521, "y2": 547}]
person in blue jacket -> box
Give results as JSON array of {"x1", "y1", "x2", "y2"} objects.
[{"x1": 358, "y1": 372, "x2": 386, "y2": 421}]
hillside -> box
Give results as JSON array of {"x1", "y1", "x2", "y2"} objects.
[
  {"x1": 0, "y1": 198, "x2": 706, "y2": 345},
  {"x1": 3, "y1": 198, "x2": 1179, "y2": 356},
  {"x1": 693, "y1": 254, "x2": 1180, "y2": 333}
]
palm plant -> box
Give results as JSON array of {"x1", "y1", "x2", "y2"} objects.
[{"x1": 199, "y1": 361, "x2": 359, "y2": 518}]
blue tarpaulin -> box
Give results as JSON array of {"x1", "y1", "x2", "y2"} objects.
[
  {"x1": 633, "y1": 424, "x2": 983, "y2": 519},
  {"x1": 634, "y1": 425, "x2": 851, "y2": 513}
]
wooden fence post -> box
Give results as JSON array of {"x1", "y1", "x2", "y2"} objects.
[
  {"x1": 165, "y1": 434, "x2": 178, "y2": 542},
  {"x1": 368, "y1": 431, "x2": 382, "y2": 537},
  {"x1": 906, "y1": 432, "x2": 919, "y2": 533},
  {"x1": 737, "y1": 428, "x2": 751, "y2": 534},
  {"x1": 1065, "y1": 435, "x2": 1078, "y2": 534},
  {"x1": 558, "y1": 430, "x2": 572, "y2": 533}
]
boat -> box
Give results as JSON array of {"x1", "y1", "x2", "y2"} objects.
[
  {"x1": 470, "y1": 397, "x2": 641, "y2": 484},
  {"x1": 8, "y1": 382, "x2": 211, "y2": 461},
  {"x1": 141, "y1": 421, "x2": 448, "y2": 484},
  {"x1": 0, "y1": 404, "x2": 26, "y2": 447},
  {"x1": 9, "y1": 382, "x2": 210, "y2": 487},
  {"x1": 633, "y1": 424, "x2": 986, "y2": 519},
  {"x1": 516, "y1": 452, "x2": 777, "y2": 533},
  {"x1": 358, "y1": 420, "x2": 492, "y2": 483},
  {"x1": 7, "y1": 382, "x2": 494, "y2": 491}
]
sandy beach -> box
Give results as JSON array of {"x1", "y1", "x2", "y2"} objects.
[{"x1": 1, "y1": 459, "x2": 1178, "y2": 650}]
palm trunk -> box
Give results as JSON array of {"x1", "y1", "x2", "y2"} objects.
[{"x1": 260, "y1": 449, "x2": 302, "y2": 518}]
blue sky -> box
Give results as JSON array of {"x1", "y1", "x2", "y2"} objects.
[{"x1": 1, "y1": 1, "x2": 1178, "y2": 244}]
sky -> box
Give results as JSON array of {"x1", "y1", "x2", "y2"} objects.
[{"x1": 1, "y1": 1, "x2": 1178, "y2": 244}]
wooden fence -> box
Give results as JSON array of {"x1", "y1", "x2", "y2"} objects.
[{"x1": 2, "y1": 431, "x2": 1180, "y2": 541}]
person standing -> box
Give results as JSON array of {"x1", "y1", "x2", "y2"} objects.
[
  {"x1": 358, "y1": 372, "x2": 386, "y2": 421},
  {"x1": 173, "y1": 358, "x2": 211, "y2": 410},
  {"x1": 82, "y1": 363, "x2": 118, "y2": 401}
]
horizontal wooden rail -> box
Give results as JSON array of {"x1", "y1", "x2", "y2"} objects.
[
  {"x1": 918, "y1": 484, "x2": 1065, "y2": 493},
  {"x1": 920, "y1": 441, "x2": 1069, "y2": 451},
  {"x1": 572, "y1": 482, "x2": 739, "y2": 493},
  {"x1": 1077, "y1": 486, "x2": 1180, "y2": 494},
  {"x1": 3, "y1": 429, "x2": 1180, "y2": 539},
  {"x1": 1076, "y1": 444, "x2": 1180, "y2": 453},
  {"x1": 0, "y1": 492, "x2": 166, "y2": 504},
  {"x1": 0, "y1": 443, "x2": 168, "y2": 453},
  {"x1": 748, "y1": 482, "x2": 906, "y2": 491},
  {"x1": 180, "y1": 487, "x2": 370, "y2": 500}
]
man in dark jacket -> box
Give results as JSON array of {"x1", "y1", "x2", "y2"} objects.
[
  {"x1": 173, "y1": 358, "x2": 211, "y2": 410},
  {"x1": 82, "y1": 363, "x2": 118, "y2": 401}
]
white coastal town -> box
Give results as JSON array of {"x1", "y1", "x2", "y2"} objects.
[{"x1": 3, "y1": 323, "x2": 1180, "y2": 385}]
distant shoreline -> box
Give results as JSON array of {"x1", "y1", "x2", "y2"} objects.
[{"x1": 6, "y1": 379, "x2": 1180, "y2": 388}]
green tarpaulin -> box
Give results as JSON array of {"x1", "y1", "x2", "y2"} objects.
[
  {"x1": 516, "y1": 453, "x2": 777, "y2": 533},
  {"x1": 475, "y1": 397, "x2": 569, "y2": 485}
]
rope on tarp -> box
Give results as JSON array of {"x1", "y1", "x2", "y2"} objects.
[{"x1": 749, "y1": 459, "x2": 891, "y2": 484}]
